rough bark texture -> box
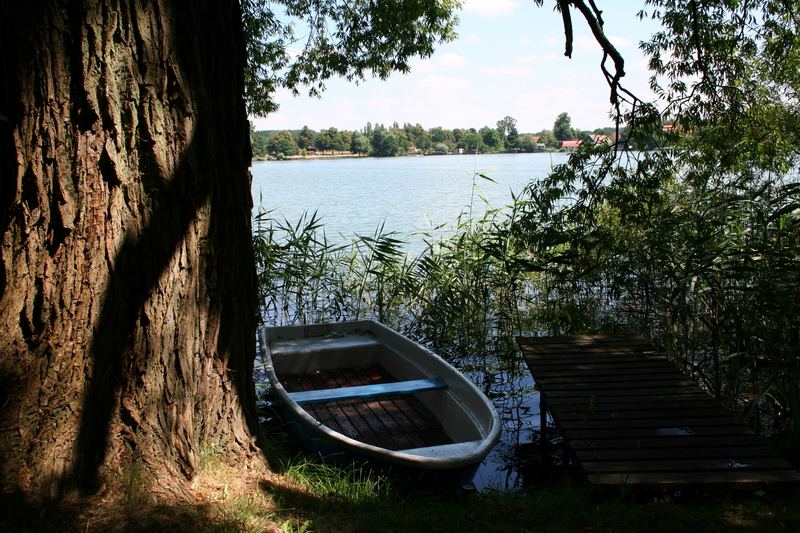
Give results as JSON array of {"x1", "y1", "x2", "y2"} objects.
[{"x1": 0, "y1": 1, "x2": 259, "y2": 500}]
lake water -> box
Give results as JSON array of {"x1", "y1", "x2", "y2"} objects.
[
  {"x1": 252, "y1": 153, "x2": 571, "y2": 491},
  {"x1": 252, "y1": 152, "x2": 569, "y2": 252}
]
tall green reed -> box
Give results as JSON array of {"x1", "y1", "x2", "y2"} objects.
[
  {"x1": 252, "y1": 146, "x2": 800, "y2": 461},
  {"x1": 252, "y1": 194, "x2": 537, "y2": 359}
]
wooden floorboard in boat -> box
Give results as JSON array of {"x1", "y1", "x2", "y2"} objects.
[
  {"x1": 281, "y1": 365, "x2": 451, "y2": 450},
  {"x1": 517, "y1": 335, "x2": 800, "y2": 487}
]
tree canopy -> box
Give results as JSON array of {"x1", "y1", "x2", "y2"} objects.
[
  {"x1": 268, "y1": 130, "x2": 299, "y2": 156},
  {"x1": 505, "y1": 0, "x2": 800, "y2": 459},
  {"x1": 247, "y1": 114, "x2": 568, "y2": 159},
  {"x1": 241, "y1": 0, "x2": 459, "y2": 115},
  {"x1": 552, "y1": 112, "x2": 574, "y2": 140}
]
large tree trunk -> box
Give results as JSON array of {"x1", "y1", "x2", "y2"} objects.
[{"x1": 0, "y1": 1, "x2": 259, "y2": 500}]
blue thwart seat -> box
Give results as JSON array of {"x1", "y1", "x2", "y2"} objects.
[{"x1": 289, "y1": 377, "x2": 447, "y2": 405}]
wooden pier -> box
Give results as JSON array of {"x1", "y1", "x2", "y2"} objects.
[{"x1": 517, "y1": 335, "x2": 800, "y2": 486}]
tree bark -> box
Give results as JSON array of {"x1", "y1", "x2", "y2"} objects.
[{"x1": 0, "y1": 1, "x2": 259, "y2": 500}]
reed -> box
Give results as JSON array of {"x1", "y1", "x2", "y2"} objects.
[
  {"x1": 252, "y1": 198, "x2": 536, "y2": 358},
  {"x1": 506, "y1": 143, "x2": 800, "y2": 460},
  {"x1": 253, "y1": 147, "x2": 800, "y2": 462}
]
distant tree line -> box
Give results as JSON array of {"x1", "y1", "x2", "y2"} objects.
[{"x1": 250, "y1": 114, "x2": 619, "y2": 159}]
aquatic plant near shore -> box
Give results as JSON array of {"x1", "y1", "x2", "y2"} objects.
[
  {"x1": 253, "y1": 151, "x2": 800, "y2": 462},
  {"x1": 252, "y1": 199, "x2": 536, "y2": 356},
  {"x1": 504, "y1": 142, "x2": 800, "y2": 462}
]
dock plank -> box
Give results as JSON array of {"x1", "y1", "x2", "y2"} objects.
[
  {"x1": 517, "y1": 335, "x2": 800, "y2": 486},
  {"x1": 558, "y1": 416, "x2": 744, "y2": 430},
  {"x1": 581, "y1": 457, "x2": 794, "y2": 473},
  {"x1": 588, "y1": 471, "x2": 800, "y2": 485},
  {"x1": 575, "y1": 446, "x2": 782, "y2": 462}
]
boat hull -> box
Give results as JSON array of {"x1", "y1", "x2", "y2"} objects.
[{"x1": 261, "y1": 320, "x2": 500, "y2": 484}]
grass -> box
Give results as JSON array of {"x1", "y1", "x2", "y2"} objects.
[
  {"x1": 264, "y1": 474, "x2": 800, "y2": 533},
  {"x1": 186, "y1": 438, "x2": 800, "y2": 533},
  {"x1": 3, "y1": 440, "x2": 800, "y2": 532},
  {"x1": 283, "y1": 461, "x2": 393, "y2": 503}
]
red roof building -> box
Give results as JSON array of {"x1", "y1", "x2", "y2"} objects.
[{"x1": 561, "y1": 139, "x2": 581, "y2": 150}]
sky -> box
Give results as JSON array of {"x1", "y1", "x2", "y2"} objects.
[{"x1": 250, "y1": 1, "x2": 661, "y2": 134}]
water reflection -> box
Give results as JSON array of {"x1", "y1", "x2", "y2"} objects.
[{"x1": 457, "y1": 345, "x2": 576, "y2": 491}]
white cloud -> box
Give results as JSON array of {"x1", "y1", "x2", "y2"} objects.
[
  {"x1": 544, "y1": 36, "x2": 561, "y2": 46},
  {"x1": 409, "y1": 52, "x2": 466, "y2": 75},
  {"x1": 509, "y1": 86, "x2": 617, "y2": 131},
  {"x1": 250, "y1": 2, "x2": 658, "y2": 133},
  {"x1": 366, "y1": 97, "x2": 398, "y2": 110},
  {"x1": 515, "y1": 53, "x2": 559, "y2": 64},
  {"x1": 408, "y1": 57, "x2": 436, "y2": 75},
  {"x1": 462, "y1": 0, "x2": 519, "y2": 17},
  {"x1": 574, "y1": 34, "x2": 598, "y2": 54},
  {"x1": 414, "y1": 75, "x2": 471, "y2": 96},
  {"x1": 538, "y1": 86, "x2": 582, "y2": 100},
  {"x1": 480, "y1": 66, "x2": 535, "y2": 79},
  {"x1": 439, "y1": 52, "x2": 466, "y2": 68}
]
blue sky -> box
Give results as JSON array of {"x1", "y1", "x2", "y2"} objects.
[{"x1": 251, "y1": 1, "x2": 661, "y2": 133}]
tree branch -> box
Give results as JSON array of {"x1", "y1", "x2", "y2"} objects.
[
  {"x1": 557, "y1": 0, "x2": 574, "y2": 58},
  {"x1": 569, "y1": 0, "x2": 626, "y2": 106},
  {"x1": 555, "y1": 0, "x2": 648, "y2": 150}
]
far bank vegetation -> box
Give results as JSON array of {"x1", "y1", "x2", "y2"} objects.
[{"x1": 250, "y1": 114, "x2": 620, "y2": 160}]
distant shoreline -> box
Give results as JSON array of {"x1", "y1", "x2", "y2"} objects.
[
  {"x1": 254, "y1": 153, "x2": 369, "y2": 162},
  {"x1": 253, "y1": 151, "x2": 556, "y2": 162}
]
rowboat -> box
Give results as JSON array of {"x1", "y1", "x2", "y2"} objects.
[{"x1": 260, "y1": 320, "x2": 501, "y2": 484}]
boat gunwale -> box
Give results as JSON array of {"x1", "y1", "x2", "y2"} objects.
[{"x1": 261, "y1": 319, "x2": 501, "y2": 470}]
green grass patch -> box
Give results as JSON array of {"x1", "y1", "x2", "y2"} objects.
[
  {"x1": 277, "y1": 482, "x2": 800, "y2": 533},
  {"x1": 251, "y1": 435, "x2": 800, "y2": 533},
  {"x1": 284, "y1": 461, "x2": 392, "y2": 503}
]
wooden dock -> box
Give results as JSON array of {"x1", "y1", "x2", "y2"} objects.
[{"x1": 517, "y1": 335, "x2": 800, "y2": 486}]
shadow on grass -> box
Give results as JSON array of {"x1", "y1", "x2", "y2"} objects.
[
  {"x1": 4, "y1": 471, "x2": 800, "y2": 533},
  {"x1": 257, "y1": 468, "x2": 800, "y2": 533},
  {"x1": 0, "y1": 488, "x2": 257, "y2": 533},
  {"x1": 255, "y1": 418, "x2": 800, "y2": 532}
]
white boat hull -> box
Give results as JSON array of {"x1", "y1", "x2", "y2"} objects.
[{"x1": 261, "y1": 320, "x2": 501, "y2": 478}]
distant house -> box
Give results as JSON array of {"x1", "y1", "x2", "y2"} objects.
[
  {"x1": 530, "y1": 135, "x2": 546, "y2": 150},
  {"x1": 561, "y1": 139, "x2": 581, "y2": 151},
  {"x1": 585, "y1": 134, "x2": 611, "y2": 145},
  {"x1": 407, "y1": 145, "x2": 420, "y2": 155},
  {"x1": 662, "y1": 123, "x2": 691, "y2": 134}
]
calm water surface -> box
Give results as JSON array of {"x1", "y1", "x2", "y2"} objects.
[
  {"x1": 253, "y1": 153, "x2": 570, "y2": 491},
  {"x1": 252, "y1": 153, "x2": 568, "y2": 252}
]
